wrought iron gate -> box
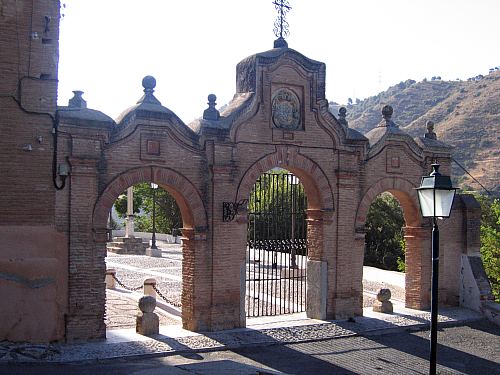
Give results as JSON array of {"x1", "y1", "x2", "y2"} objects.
[{"x1": 246, "y1": 172, "x2": 307, "y2": 317}]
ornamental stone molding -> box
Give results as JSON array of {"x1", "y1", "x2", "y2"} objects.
[{"x1": 271, "y1": 88, "x2": 301, "y2": 130}]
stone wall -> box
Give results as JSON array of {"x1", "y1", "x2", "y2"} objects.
[{"x1": 0, "y1": 0, "x2": 66, "y2": 342}]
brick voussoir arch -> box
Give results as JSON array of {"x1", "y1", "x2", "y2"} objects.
[
  {"x1": 355, "y1": 177, "x2": 421, "y2": 228},
  {"x1": 93, "y1": 166, "x2": 207, "y2": 230},
  {"x1": 236, "y1": 150, "x2": 334, "y2": 212}
]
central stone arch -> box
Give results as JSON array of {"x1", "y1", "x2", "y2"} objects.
[
  {"x1": 235, "y1": 147, "x2": 335, "y2": 320},
  {"x1": 236, "y1": 147, "x2": 334, "y2": 214}
]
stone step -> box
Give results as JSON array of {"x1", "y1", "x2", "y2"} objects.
[{"x1": 112, "y1": 236, "x2": 145, "y2": 244}]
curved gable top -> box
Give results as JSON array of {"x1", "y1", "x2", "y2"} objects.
[
  {"x1": 112, "y1": 76, "x2": 198, "y2": 143},
  {"x1": 236, "y1": 47, "x2": 326, "y2": 100}
]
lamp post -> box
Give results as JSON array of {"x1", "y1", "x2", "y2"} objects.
[
  {"x1": 416, "y1": 163, "x2": 457, "y2": 375},
  {"x1": 150, "y1": 183, "x2": 158, "y2": 250}
]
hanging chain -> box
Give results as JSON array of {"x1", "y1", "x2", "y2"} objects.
[
  {"x1": 112, "y1": 274, "x2": 143, "y2": 291},
  {"x1": 111, "y1": 274, "x2": 181, "y2": 307},
  {"x1": 152, "y1": 284, "x2": 182, "y2": 308}
]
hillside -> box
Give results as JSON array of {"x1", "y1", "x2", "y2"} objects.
[{"x1": 330, "y1": 71, "x2": 500, "y2": 194}]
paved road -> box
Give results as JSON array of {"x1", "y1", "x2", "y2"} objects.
[{"x1": 2, "y1": 320, "x2": 498, "y2": 375}]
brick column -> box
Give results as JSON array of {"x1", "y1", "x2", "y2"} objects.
[
  {"x1": 329, "y1": 169, "x2": 362, "y2": 319},
  {"x1": 404, "y1": 225, "x2": 431, "y2": 310},
  {"x1": 66, "y1": 157, "x2": 106, "y2": 342},
  {"x1": 208, "y1": 164, "x2": 247, "y2": 331},
  {"x1": 181, "y1": 228, "x2": 211, "y2": 331},
  {"x1": 306, "y1": 209, "x2": 324, "y2": 261}
]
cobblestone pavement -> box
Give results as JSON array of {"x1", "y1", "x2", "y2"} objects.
[
  {"x1": 0, "y1": 304, "x2": 483, "y2": 363},
  {"x1": 0, "y1": 320, "x2": 497, "y2": 374},
  {"x1": 105, "y1": 242, "x2": 406, "y2": 327}
]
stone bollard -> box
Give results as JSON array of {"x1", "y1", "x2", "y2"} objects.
[
  {"x1": 146, "y1": 245, "x2": 162, "y2": 257},
  {"x1": 143, "y1": 278, "x2": 157, "y2": 298},
  {"x1": 373, "y1": 288, "x2": 393, "y2": 314},
  {"x1": 105, "y1": 269, "x2": 116, "y2": 289},
  {"x1": 136, "y1": 295, "x2": 159, "y2": 336}
]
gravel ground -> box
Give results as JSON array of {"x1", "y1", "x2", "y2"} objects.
[{"x1": 106, "y1": 247, "x2": 408, "y2": 326}]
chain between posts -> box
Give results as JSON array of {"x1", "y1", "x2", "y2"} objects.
[
  {"x1": 111, "y1": 274, "x2": 143, "y2": 291},
  {"x1": 111, "y1": 274, "x2": 182, "y2": 308},
  {"x1": 152, "y1": 284, "x2": 182, "y2": 308}
]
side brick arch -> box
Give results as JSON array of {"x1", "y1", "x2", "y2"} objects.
[
  {"x1": 355, "y1": 177, "x2": 421, "y2": 228},
  {"x1": 93, "y1": 166, "x2": 207, "y2": 230}
]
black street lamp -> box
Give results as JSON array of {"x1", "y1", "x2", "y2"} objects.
[
  {"x1": 416, "y1": 163, "x2": 457, "y2": 375},
  {"x1": 150, "y1": 182, "x2": 158, "y2": 250}
]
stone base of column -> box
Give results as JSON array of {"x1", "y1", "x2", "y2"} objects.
[
  {"x1": 106, "y1": 237, "x2": 147, "y2": 255},
  {"x1": 306, "y1": 260, "x2": 327, "y2": 319},
  {"x1": 145, "y1": 247, "x2": 162, "y2": 257}
]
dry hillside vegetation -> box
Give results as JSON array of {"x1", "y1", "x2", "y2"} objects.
[{"x1": 330, "y1": 71, "x2": 500, "y2": 194}]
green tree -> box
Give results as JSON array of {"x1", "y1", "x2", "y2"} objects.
[
  {"x1": 114, "y1": 183, "x2": 182, "y2": 235},
  {"x1": 476, "y1": 195, "x2": 500, "y2": 301},
  {"x1": 364, "y1": 193, "x2": 405, "y2": 271},
  {"x1": 248, "y1": 170, "x2": 306, "y2": 243}
]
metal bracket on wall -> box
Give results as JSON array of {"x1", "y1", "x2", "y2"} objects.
[{"x1": 222, "y1": 199, "x2": 248, "y2": 222}]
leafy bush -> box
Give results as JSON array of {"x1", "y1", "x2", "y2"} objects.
[
  {"x1": 364, "y1": 193, "x2": 405, "y2": 271},
  {"x1": 115, "y1": 183, "x2": 182, "y2": 235},
  {"x1": 476, "y1": 196, "x2": 500, "y2": 301}
]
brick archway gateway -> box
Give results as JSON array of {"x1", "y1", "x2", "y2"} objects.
[
  {"x1": 235, "y1": 149, "x2": 334, "y2": 320},
  {"x1": 355, "y1": 177, "x2": 431, "y2": 310},
  {"x1": 64, "y1": 166, "x2": 210, "y2": 341}
]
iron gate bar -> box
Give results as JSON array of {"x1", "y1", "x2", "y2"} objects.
[{"x1": 246, "y1": 172, "x2": 307, "y2": 317}]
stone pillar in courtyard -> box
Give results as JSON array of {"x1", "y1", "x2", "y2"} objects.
[
  {"x1": 107, "y1": 186, "x2": 147, "y2": 255},
  {"x1": 125, "y1": 187, "x2": 135, "y2": 238}
]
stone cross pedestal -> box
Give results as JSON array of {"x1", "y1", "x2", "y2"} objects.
[
  {"x1": 373, "y1": 288, "x2": 393, "y2": 314},
  {"x1": 136, "y1": 295, "x2": 159, "y2": 336}
]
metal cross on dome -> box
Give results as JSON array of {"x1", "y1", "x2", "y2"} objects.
[{"x1": 273, "y1": 0, "x2": 291, "y2": 40}]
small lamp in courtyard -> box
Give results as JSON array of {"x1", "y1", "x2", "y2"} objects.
[
  {"x1": 416, "y1": 163, "x2": 457, "y2": 375},
  {"x1": 150, "y1": 183, "x2": 159, "y2": 250}
]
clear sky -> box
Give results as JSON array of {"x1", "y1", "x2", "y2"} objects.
[{"x1": 58, "y1": 0, "x2": 500, "y2": 124}]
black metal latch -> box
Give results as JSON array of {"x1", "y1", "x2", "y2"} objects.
[{"x1": 222, "y1": 199, "x2": 248, "y2": 222}]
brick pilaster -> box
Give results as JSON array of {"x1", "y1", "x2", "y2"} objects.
[{"x1": 404, "y1": 226, "x2": 431, "y2": 310}]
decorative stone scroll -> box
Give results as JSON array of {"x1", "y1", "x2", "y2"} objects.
[{"x1": 271, "y1": 88, "x2": 301, "y2": 130}]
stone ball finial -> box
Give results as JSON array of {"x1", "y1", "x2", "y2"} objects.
[
  {"x1": 68, "y1": 90, "x2": 87, "y2": 109},
  {"x1": 425, "y1": 120, "x2": 437, "y2": 139},
  {"x1": 142, "y1": 75, "x2": 156, "y2": 91},
  {"x1": 138, "y1": 295, "x2": 156, "y2": 313},
  {"x1": 376, "y1": 288, "x2": 392, "y2": 302},
  {"x1": 207, "y1": 94, "x2": 217, "y2": 105},
  {"x1": 203, "y1": 93, "x2": 220, "y2": 121},
  {"x1": 373, "y1": 288, "x2": 393, "y2": 313},
  {"x1": 337, "y1": 107, "x2": 348, "y2": 127},
  {"x1": 382, "y1": 105, "x2": 393, "y2": 119}
]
